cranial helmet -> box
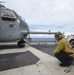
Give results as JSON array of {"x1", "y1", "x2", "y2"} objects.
[{"x1": 55, "y1": 32, "x2": 63, "y2": 40}]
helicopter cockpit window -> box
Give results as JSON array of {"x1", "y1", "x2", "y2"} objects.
[{"x1": 1, "y1": 10, "x2": 17, "y2": 21}]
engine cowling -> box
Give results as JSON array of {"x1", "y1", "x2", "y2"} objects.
[{"x1": 67, "y1": 35, "x2": 74, "y2": 48}]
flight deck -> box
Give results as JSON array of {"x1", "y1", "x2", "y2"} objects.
[{"x1": 0, "y1": 43, "x2": 74, "y2": 75}]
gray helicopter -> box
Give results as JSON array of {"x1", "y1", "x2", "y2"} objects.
[{"x1": 0, "y1": 2, "x2": 56, "y2": 47}]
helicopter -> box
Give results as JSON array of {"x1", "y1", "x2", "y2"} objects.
[{"x1": 0, "y1": 2, "x2": 56, "y2": 47}]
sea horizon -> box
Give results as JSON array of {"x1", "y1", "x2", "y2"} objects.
[{"x1": 29, "y1": 38, "x2": 55, "y2": 42}]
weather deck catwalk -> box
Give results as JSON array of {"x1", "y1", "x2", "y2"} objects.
[{"x1": 0, "y1": 44, "x2": 74, "y2": 75}]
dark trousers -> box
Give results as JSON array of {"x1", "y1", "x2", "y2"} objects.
[{"x1": 54, "y1": 51, "x2": 73, "y2": 65}]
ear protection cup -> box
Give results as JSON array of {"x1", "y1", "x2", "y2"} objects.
[{"x1": 58, "y1": 34, "x2": 62, "y2": 38}]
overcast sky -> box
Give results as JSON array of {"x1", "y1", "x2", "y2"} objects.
[{"x1": 2, "y1": 0, "x2": 74, "y2": 38}]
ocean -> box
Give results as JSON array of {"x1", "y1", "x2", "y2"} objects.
[{"x1": 30, "y1": 38, "x2": 55, "y2": 42}]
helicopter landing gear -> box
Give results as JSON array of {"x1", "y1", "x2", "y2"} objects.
[{"x1": 17, "y1": 39, "x2": 26, "y2": 48}]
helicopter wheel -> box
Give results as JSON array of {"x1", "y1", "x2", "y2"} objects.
[{"x1": 17, "y1": 39, "x2": 26, "y2": 48}]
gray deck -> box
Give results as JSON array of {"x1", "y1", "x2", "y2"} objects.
[{"x1": 0, "y1": 43, "x2": 74, "y2": 75}]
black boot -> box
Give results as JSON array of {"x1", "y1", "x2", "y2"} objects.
[{"x1": 60, "y1": 63, "x2": 71, "y2": 67}]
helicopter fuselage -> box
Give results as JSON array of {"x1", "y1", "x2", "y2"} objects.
[{"x1": 0, "y1": 4, "x2": 29, "y2": 42}]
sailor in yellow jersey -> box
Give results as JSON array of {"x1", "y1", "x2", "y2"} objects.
[{"x1": 54, "y1": 32, "x2": 74, "y2": 66}]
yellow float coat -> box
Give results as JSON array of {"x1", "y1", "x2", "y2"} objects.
[{"x1": 54, "y1": 38, "x2": 74, "y2": 57}]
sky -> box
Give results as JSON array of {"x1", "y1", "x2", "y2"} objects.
[{"x1": 1, "y1": 0, "x2": 74, "y2": 38}]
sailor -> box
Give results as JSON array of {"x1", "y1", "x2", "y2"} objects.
[{"x1": 54, "y1": 32, "x2": 74, "y2": 66}]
